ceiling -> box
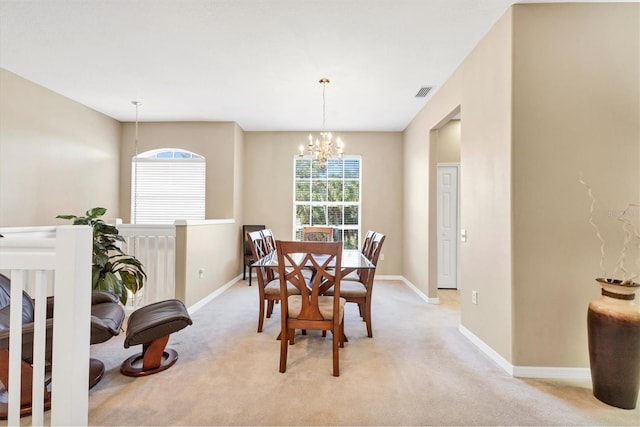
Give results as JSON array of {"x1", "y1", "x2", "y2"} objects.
[{"x1": 0, "y1": 0, "x2": 623, "y2": 131}]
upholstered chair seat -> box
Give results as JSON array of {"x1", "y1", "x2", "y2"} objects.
[
  {"x1": 287, "y1": 295, "x2": 345, "y2": 320},
  {"x1": 264, "y1": 279, "x2": 300, "y2": 296},
  {"x1": 323, "y1": 280, "x2": 366, "y2": 298}
]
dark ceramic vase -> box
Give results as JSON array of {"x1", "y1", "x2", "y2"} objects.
[{"x1": 587, "y1": 278, "x2": 640, "y2": 409}]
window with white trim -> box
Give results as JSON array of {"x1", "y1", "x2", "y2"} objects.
[
  {"x1": 293, "y1": 156, "x2": 361, "y2": 249},
  {"x1": 131, "y1": 148, "x2": 206, "y2": 224}
]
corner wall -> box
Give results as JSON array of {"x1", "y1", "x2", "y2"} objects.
[
  {"x1": 404, "y1": 2, "x2": 639, "y2": 371},
  {"x1": 119, "y1": 121, "x2": 238, "y2": 221},
  {"x1": 243, "y1": 131, "x2": 404, "y2": 275},
  {"x1": 511, "y1": 3, "x2": 640, "y2": 367},
  {"x1": 404, "y1": 8, "x2": 513, "y2": 361},
  {"x1": 0, "y1": 68, "x2": 121, "y2": 226}
]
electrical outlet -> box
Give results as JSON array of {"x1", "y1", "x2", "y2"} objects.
[
  {"x1": 472, "y1": 290, "x2": 478, "y2": 305},
  {"x1": 379, "y1": 253, "x2": 385, "y2": 261}
]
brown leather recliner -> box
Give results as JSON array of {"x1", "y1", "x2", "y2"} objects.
[
  {"x1": 0, "y1": 274, "x2": 125, "y2": 419},
  {"x1": 89, "y1": 290, "x2": 125, "y2": 388},
  {"x1": 0, "y1": 273, "x2": 54, "y2": 419}
]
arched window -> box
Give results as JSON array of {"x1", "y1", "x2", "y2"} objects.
[{"x1": 131, "y1": 148, "x2": 206, "y2": 224}]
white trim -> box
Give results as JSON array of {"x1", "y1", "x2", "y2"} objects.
[
  {"x1": 400, "y1": 276, "x2": 440, "y2": 304},
  {"x1": 187, "y1": 274, "x2": 242, "y2": 314},
  {"x1": 174, "y1": 219, "x2": 235, "y2": 226},
  {"x1": 458, "y1": 325, "x2": 514, "y2": 375},
  {"x1": 375, "y1": 275, "x2": 404, "y2": 281},
  {"x1": 513, "y1": 366, "x2": 591, "y2": 381},
  {"x1": 458, "y1": 325, "x2": 592, "y2": 381}
]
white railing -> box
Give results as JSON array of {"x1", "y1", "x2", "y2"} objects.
[
  {"x1": 0, "y1": 226, "x2": 92, "y2": 426},
  {"x1": 115, "y1": 223, "x2": 176, "y2": 310},
  {"x1": 0, "y1": 223, "x2": 177, "y2": 310}
]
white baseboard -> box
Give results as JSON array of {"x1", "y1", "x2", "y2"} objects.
[
  {"x1": 458, "y1": 324, "x2": 591, "y2": 381},
  {"x1": 397, "y1": 276, "x2": 440, "y2": 304},
  {"x1": 188, "y1": 274, "x2": 242, "y2": 314},
  {"x1": 375, "y1": 274, "x2": 404, "y2": 281},
  {"x1": 458, "y1": 325, "x2": 514, "y2": 375},
  {"x1": 513, "y1": 366, "x2": 591, "y2": 381}
]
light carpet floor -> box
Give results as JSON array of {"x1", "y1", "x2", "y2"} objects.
[{"x1": 20, "y1": 279, "x2": 640, "y2": 426}]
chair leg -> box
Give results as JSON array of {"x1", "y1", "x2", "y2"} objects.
[
  {"x1": 243, "y1": 263, "x2": 246, "y2": 280},
  {"x1": 332, "y1": 324, "x2": 340, "y2": 377},
  {"x1": 266, "y1": 300, "x2": 275, "y2": 318},
  {"x1": 258, "y1": 300, "x2": 265, "y2": 333},
  {"x1": 279, "y1": 328, "x2": 289, "y2": 373},
  {"x1": 248, "y1": 266, "x2": 253, "y2": 286},
  {"x1": 365, "y1": 300, "x2": 373, "y2": 338}
]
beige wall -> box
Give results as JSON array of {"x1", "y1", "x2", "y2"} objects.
[
  {"x1": 436, "y1": 119, "x2": 461, "y2": 163},
  {"x1": 175, "y1": 221, "x2": 240, "y2": 307},
  {"x1": 511, "y1": 3, "x2": 640, "y2": 367},
  {"x1": 119, "y1": 121, "x2": 239, "y2": 221},
  {"x1": 243, "y1": 131, "x2": 404, "y2": 275},
  {"x1": 0, "y1": 68, "x2": 121, "y2": 226},
  {"x1": 404, "y1": 2, "x2": 639, "y2": 369},
  {"x1": 404, "y1": 7, "x2": 513, "y2": 360}
]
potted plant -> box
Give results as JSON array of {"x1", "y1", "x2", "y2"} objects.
[
  {"x1": 57, "y1": 207, "x2": 146, "y2": 305},
  {"x1": 581, "y1": 177, "x2": 639, "y2": 409}
]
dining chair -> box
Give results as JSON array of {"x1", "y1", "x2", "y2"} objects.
[
  {"x1": 261, "y1": 228, "x2": 276, "y2": 253},
  {"x1": 342, "y1": 230, "x2": 375, "y2": 281},
  {"x1": 302, "y1": 226, "x2": 334, "y2": 242},
  {"x1": 324, "y1": 232, "x2": 385, "y2": 338},
  {"x1": 247, "y1": 231, "x2": 300, "y2": 333},
  {"x1": 276, "y1": 240, "x2": 345, "y2": 376},
  {"x1": 242, "y1": 224, "x2": 265, "y2": 286}
]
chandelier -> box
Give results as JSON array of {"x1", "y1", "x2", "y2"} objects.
[{"x1": 298, "y1": 78, "x2": 344, "y2": 167}]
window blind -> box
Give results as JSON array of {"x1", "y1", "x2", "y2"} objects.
[{"x1": 132, "y1": 157, "x2": 206, "y2": 224}]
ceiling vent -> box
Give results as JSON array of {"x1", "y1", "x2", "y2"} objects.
[{"x1": 415, "y1": 86, "x2": 433, "y2": 98}]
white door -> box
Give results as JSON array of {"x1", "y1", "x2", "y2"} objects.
[{"x1": 437, "y1": 165, "x2": 459, "y2": 289}]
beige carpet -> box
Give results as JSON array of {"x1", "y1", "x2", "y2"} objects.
[{"x1": 24, "y1": 280, "x2": 640, "y2": 425}]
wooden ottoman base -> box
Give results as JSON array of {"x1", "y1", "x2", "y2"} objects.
[{"x1": 120, "y1": 300, "x2": 192, "y2": 378}]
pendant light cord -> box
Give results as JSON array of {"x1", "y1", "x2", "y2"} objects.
[{"x1": 132, "y1": 101, "x2": 142, "y2": 224}]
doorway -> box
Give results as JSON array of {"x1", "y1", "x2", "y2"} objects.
[{"x1": 437, "y1": 164, "x2": 459, "y2": 289}]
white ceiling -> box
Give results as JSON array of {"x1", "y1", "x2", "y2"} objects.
[{"x1": 0, "y1": 0, "x2": 626, "y2": 131}]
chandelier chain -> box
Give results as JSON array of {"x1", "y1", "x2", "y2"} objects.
[{"x1": 298, "y1": 78, "x2": 344, "y2": 168}]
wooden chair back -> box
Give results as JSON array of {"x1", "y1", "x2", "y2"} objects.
[
  {"x1": 247, "y1": 230, "x2": 275, "y2": 286},
  {"x1": 242, "y1": 225, "x2": 266, "y2": 285},
  {"x1": 261, "y1": 228, "x2": 276, "y2": 253},
  {"x1": 368, "y1": 232, "x2": 386, "y2": 266},
  {"x1": 302, "y1": 226, "x2": 334, "y2": 242},
  {"x1": 276, "y1": 240, "x2": 345, "y2": 376},
  {"x1": 361, "y1": 230, "x2": 375, "y2": 257}
]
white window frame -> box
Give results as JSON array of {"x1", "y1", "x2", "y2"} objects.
[{"x1": 292, "y1": 155, "x2": 362, "y2": 249}]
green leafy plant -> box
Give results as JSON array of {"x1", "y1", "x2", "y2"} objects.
[{"x1": 57, "y1": 207, "x2": 146, "y2": 304}]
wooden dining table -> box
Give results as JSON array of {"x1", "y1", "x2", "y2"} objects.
[
  {"x1": 251, "y1": 249, "x2": 375, "y2": 273},
  {"x1": 251, "y1": 248, "x2": 375, "y2": 341}
]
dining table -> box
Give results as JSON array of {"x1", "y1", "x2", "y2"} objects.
[
  {"x1": 251, "y1": 248, "x2": 375, "y2": 341},
  {"x1": 251, "y1": 249, "x2": 375, "y2": 273}
]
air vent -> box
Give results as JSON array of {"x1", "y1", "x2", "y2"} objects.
[{"x1": 415, "y1": 86, "x2": 433, "y2": 98}]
